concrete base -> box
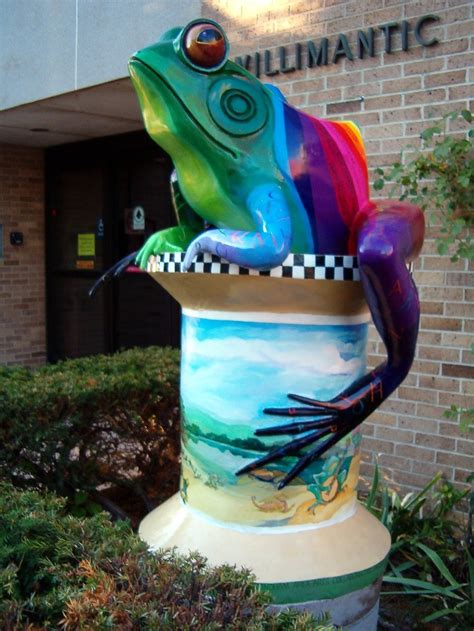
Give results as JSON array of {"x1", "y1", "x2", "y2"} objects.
[
  {"x1": 269, "y1": 582, "x2": 382, "y2": 630},
  {"x1": 140, "y1": 494, "x2": 389, "y2": 626},
  {"x1": 139, "y1": 492, "x2": 390, "y2": 592}
]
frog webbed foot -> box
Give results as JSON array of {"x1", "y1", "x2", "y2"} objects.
[
  {"x1": 236, "y1": 392, "x2": 367, "y2": 490},
  {"x1": 135, "y1": 226, "x2": 200, "y2": 269}
]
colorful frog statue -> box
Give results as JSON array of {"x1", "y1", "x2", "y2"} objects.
[{"x1": 119, "y1": 19, "x2": 424, "y2": 489}]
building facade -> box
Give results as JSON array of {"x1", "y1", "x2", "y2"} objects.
[{"x1": 1, "y1": 0, "x2": 473, "y2": 495}]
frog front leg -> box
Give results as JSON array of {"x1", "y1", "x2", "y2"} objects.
[
  {"x1": 237, "y1": 201, "x2": 424, "y2": 489},
  {"x1": 182, "y1": 184, "x2": 292, "y2": 271},
  {"x1": 135, "y1": 170, "x2": 204, "y2": 269}
]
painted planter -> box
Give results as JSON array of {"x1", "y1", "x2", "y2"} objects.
[{"x1": 139, "y1": 252, "x2": 390, "y2": 630}]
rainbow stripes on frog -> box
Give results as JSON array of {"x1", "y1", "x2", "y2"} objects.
[{"x1": 268, "y1": 84, "x2": 372, "y2": 255}]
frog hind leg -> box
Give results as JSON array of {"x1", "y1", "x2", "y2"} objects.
[
  {"x1": 182, "y1": 183, "x2": 293, "y2": 271},
  {"x1": 237, "y1": 201, "x2": 424, "y2": 488}
]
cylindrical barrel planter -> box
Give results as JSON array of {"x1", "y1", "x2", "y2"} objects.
[{"x1": 139, "y1": 252, "x2": 390, "y2": 630}]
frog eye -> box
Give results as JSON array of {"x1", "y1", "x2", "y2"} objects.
[{"x1": 180, "y1": 20, "x2": 228, "y2": 71}]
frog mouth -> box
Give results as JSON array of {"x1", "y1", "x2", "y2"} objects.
[{"x1": 129, "y1": 58, "x2": 237, "y2": 159}]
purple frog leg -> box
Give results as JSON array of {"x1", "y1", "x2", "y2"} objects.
[
  {"x1": 237, "y1": 201, "x2": 425, "y2": 489},
  {"x1": 182, "y1": 184, "x2": 292, "y2": 271}
]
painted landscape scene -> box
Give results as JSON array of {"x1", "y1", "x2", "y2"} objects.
[{"x1": 180, "y1": 313, "x2": 369, "y2": 527}]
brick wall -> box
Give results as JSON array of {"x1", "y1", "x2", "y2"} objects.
[
  {"x1": 203, "y1": 0, "x2": 474, "y2": 494},
  {"x1": 0, "y1": 144, "x2": 46, "y2": 367}
]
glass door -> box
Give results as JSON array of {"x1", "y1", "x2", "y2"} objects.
[{"x1": 46, "y1": 132, "x2": 180, "y2": 361}]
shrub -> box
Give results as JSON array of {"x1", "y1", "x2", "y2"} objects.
[
  {"x1": 373, "y1": 109, "x2": 473, "y2": 262},
  {"x1": 373, "y1": 110, "x2": 473, "y2": 438},
  {"x1": 364, "y1": 467, "x2": 474, "y2": 629},
  {"x1": 0, "y1": 347, "x2": 181, "y2": 524},
  {"x1": 0, "y1": 483, "x2": 333, "y2": 630}
]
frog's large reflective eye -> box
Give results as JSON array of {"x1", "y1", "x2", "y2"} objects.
[{"x1": 182, "y1": 21, "x2": 228, "y2": 70}]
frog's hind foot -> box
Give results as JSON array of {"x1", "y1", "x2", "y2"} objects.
[
  {"x1": 236, "y1": 391, "x2": 368, "y2": 489},
  {"x1": 236, "y1": 415, "x2": 349, "y2": 490}
]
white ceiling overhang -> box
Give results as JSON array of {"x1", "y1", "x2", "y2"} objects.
[{"x1": 0, "y1": 78, "x2": 144, "y2": 148}]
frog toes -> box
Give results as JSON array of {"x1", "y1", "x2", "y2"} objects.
[{"x1": 182, "y1": 241, "x2": 202, "y2": 271}]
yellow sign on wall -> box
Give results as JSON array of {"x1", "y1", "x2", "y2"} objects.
[{"x1": 77, "y1": 233, "x2": 95, "y2": 257}]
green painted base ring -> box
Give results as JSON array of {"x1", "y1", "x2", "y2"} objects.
[{"x1": 259, "y1": 555, "x2": 388, "y2": 604}]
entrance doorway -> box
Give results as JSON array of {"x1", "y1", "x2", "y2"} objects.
[{"x1": 45, "y1": 132, "x2": 180, "y2": 361}]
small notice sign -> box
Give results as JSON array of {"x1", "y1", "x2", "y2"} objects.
[
  {"x1": 78, "y1": 233, "x2": 95, "y2": 256},
  {"x1": 76, "y1": 259, "x2": 94, "y2": 270},
  {"x1": 96, "y1": 217, "x2": 104, "y2": 239},
  {"x1": 132, "y1": 206, "x2": 145, "y2": 231},
  {"x1": 124, "y1": 207, "x2": 146, "y2": 234}
]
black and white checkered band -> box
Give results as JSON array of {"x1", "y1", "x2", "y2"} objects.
[{"x1": 147, "y1": 252, "x2": 360, "y2": 281}]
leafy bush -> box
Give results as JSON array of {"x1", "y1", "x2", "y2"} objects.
[
  {"x1": 364, "y1": 467, "x2": 474, "y2": 629},
  {"x1": 0, "y1": 483, "x2": 333, "y2": 630},
  {"x1": 373, "y1": 110, "x2": 474, "y2": 435},
  {"x1": 374, "y1": 109, "x2": 473, "y2": 262},
  {"x1": 0, "y1": 347, "x2": 181, "y2": 524}
]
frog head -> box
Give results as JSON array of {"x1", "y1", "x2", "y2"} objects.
[{"x1": 128, "y1": 19, "x2": 276, "y2": 229}]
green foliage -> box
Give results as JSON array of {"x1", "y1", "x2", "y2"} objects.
[
  {"x1": 373, "y1": 109, "x2": 473, "y2": 262},
  {"x1": 443, "y1": 343, "x2": 474, "y2": 434},
  {"x1": 0, "y1": 483, "x2": 335, "y2": 630},
  {"x1": 445, "y1": 403, "x2": 474, "y2": 434},
  {"x1": 0, "y1": 347, "x2": 181, "y2": 524},
  {"x1": 374, "y1": 111, "x2": 474, "y2": 434},
  {"x1": 364, "y1": 466, "x2": 473, "y2": 628}
]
